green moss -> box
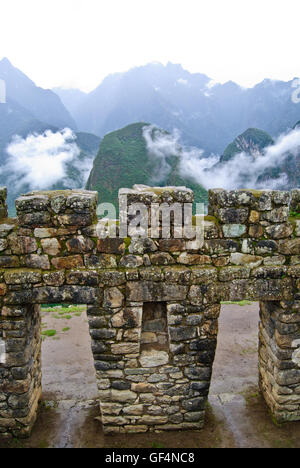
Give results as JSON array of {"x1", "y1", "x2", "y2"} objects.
[{"x1": 247, "y1": 189, "x2": 264, "y2": 198}]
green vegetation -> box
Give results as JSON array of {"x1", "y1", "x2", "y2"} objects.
[
  {"x1": 86, "y1": 122, "x2": 207, "y2": 212},
  {"x1": 41, "y1": 305, "x2": 86, "y2": 314},
  {"x1": 221, "y1": 128, "x2": 274, "y2": 162},
  {"x1": 42, "y1": 329, "x2": 57, "y2": 337},
  {"x1": 221, "y1": 300, "x2": 253, "y2": 306},
  {"x1": 41, "y1": 304, "x2": 86, "y2": 323}
]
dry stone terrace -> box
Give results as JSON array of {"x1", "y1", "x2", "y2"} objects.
[{"x1": 1, "y1": 185, "x2": 300, "y2": 437}]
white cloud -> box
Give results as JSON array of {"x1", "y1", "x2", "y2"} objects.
[
  {"x1": 143, "y1": 125, "x2": 181, "y2": 183},
  {"x1": 143, "y1": 125, "x2": 300, "y2": 192},
  {"x1": 177, "y1": 78, "x2": 188, "y2": 86},
  {"x1": 2, "y1": 128, "x2": 81, "y2": 190}
]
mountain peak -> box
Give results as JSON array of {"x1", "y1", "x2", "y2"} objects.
[
  {"x1": 0, "y1": 57, "x2": 12, "y2": 66},
  {"x1": 221, "y1": 127, "x2": 274, "y2": 163}
]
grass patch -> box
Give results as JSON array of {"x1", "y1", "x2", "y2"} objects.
[
  {"x1": 221, "y1": 300, "x2": 253, "y2": 306},
  {"x1": 41, "y1": 305, "x2": 86, "y2": 314},
  {"x1": 62, "y1": 327, "x2": 70, "y2": 333},
  {"x1": 42, "y1": 329, "x2": 57, "y2": 337}
]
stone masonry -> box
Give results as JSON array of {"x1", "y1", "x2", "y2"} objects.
[{"x1": 1, "y1": 185, "x2": 300, "y2": 437}]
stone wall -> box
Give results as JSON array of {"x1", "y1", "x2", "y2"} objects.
[{"x1": 1, "y1": 186, "x2": 300, "y2": 437}]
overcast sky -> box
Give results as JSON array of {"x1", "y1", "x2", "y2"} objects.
[{"x1": 1, "y1": 0, "x2": 299, "y2": 92}]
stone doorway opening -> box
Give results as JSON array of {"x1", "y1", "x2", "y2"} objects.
[
  {"x1": 40, "y1": 303, "x2": 98, "y2": 403},
  {"x1": 210, "y1": 301, "x2": 260, "y2": 399}
]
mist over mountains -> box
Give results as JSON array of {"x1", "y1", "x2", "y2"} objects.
[
  {"x1": 0, "y1": 58, "x2": 100, "y2": 212},
  {"x1": 0, "y1": 57, "x2": 300, "y2": 214},
  {"x1": 55, "y1": 62, "x2": 300, "y2": 154}
]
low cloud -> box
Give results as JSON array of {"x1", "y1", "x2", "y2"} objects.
[
  {"x1": 143, "y1": 125, "x2": 182, "y2": 183},
  {"x1": 1, "y1": 128, "x2": 90, "y2": 191},
  {"x1": 143, "y1": 124, "x2": 300, "y2": 191}
]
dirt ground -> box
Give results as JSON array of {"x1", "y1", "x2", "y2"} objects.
[{"x1": 2, "y1": 302, "x2": 300, "y2": 448}]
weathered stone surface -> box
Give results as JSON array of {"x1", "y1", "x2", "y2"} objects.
[
  {"x1": 219, "y1": 266, "x2": 250, "y2": 281},
  {"x1": 66, "y1": 192, "x2": 97, "y2": 213},
  {"x1": 182, "y1": 397, "x2": 207, "y2": 412},
  {"x1": 66, "y1": 236, "x2": 94, "y2": 253},
  {"x1": 122, "y1": 405, "x2": 144, "y2": 415},
  {"x1": 129, "y1": 238, "x2": 157, "y2": 254},
  {"x1": 252, "y1": 266, "x2": 286, "y2": 279},
  {"x1": 111, "y1": 390, "x2": 137, "y2": 403},
  {"x1": 119, "y1": 255, "x2": 144, "y2": 268},
  {"x1": 204, "y1": 239, "x2": 238, "y2": 255},
  {"x1": 16, "y1": 194, "x2": 49, "y2": 212},
  {"x1": 262, "y1": 207, "x2": 289, "y2": 223},
  {"x1": 111, "y1": 343, "x2": 139, "y2": 354},
  {"x1": 34, "y1": 228, "x2": 57, "y2": 238},
  {"x1": 41, "y1": 238, "x2": 61, "y2": 256},
  {"x1": 66, "y1": 270, "x2": 98, "y2": 286},
  {"x1": 25, "y1": 254, "x2": 50, "y2": 270},
  {"x1": 18, "y1": 212, "x2": 51, "y2": 226},
  {"x1": 4, "y1": 269, "x2": 41, "y2": 285},
  {"x1": 222, "y1": 224, "x2": 246, "y2": 238},
  {"x1": 99, "y1": 270, "x2": 125, "y2": 286},
  {"x1": 217, "y1": 208, "x2": 248, "y2": 224},
  {"x1": 85, "y1": 254, "x2": 117, "y2": 269},
  {"x1": 103, "y1": 287, "x2": 124, "y2": 308},
  {"x1": 0, "y1": 224, "x2": 15, "y2": 238},
  {"x1": 158, "y1": 239, "x2": 185, "y2": 252},
  {"x1": 150, "y1": 252, "x2": 175, "y2": 265},
  {"x1": 230, "y1": 253, "x2": 263, "y2": 268},
  {"x1": 139, "y1": 267, "x2": 163, "y2": 282},
  {"x1": 278, "y1": 239, "x2": 300, "y2": 255},
  {"x1": 265, "y1": 224, "x2": 293, "y2": 239},
  {"x1": 43, "y1": 271, "x2": 65, "y2": 286},
  {"x1": 164, "y1": 266, "x2": 191, "y2": 284},
  {"x1": 51, "y1": 255, "x2": 83, "y2": 269},
  {"x1": 249, "y1": 210, "x2": 260, "y2": 223},
  {"x1": 0, "y1": 256, "x2": 20, "y2": 268},
  {"x1": 263, "y1": 256, "x2": 286, "y2": 266},
  {"x1": 248, "y1": 225, "x2": 264, "y2": 238},
  {"x1": 9, "y1": 235, "x2": 37, "y2": 254},
  {"x1": 169, "y1": 326, "x2": 197, "y2": 342},
  {"x1": 140, "y1": 350, "x2": 169, "y2": 367},
  {"x1": 188, "y1": 285, "x2": 204, "y2": 306},
  {"x1": 97, "y1": 238, "x2": 125, "y2": 255},
  {"x1": 190, "y1": 267, "x2": 217, "y2": 283},
  {"x1": 126, "y1": 281, "x2": 188, "y2": 302},
  {"x1": 177, "y1": 252, "x2": 211, "y2": 265},
  {"x1": 58, "y1": 213, "x2": 92, "y2": 226}
]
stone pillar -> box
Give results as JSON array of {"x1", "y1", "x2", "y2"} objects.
[
  {"x1": 119, "y1": 185, "x2": 194, "y2": 237},
  {"x1": 259, "y1": 300, "x2": 300, "y2": 423},
  {"x1": 0, "y1": 187, "x2": 8, "y2": 220},
  {"x1": 0, "y1": 304, "x2": 41, "y2": 438}
]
